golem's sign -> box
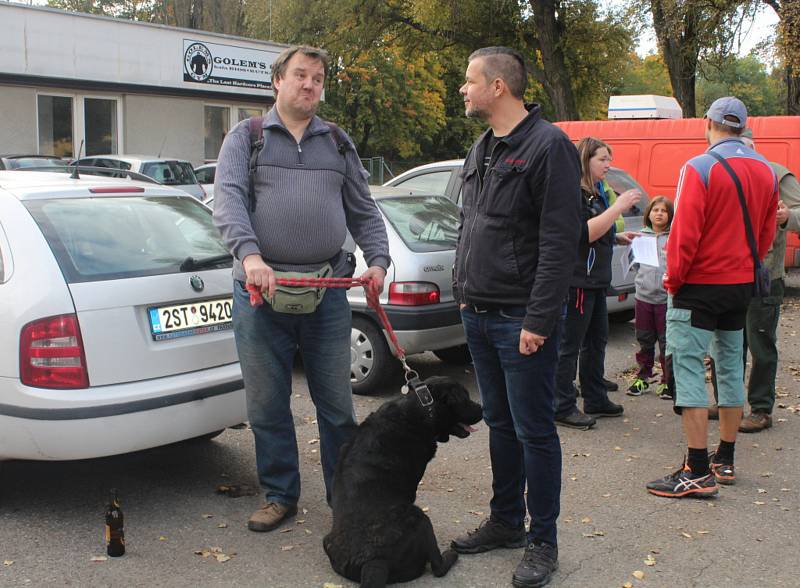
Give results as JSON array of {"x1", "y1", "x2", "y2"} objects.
[{"x1": 183, "y1": 39, "x2": 275, "y2": 90}]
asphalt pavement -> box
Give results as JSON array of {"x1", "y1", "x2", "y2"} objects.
[{"x1": 2, "y1": 282, "x2": 799, "y2": 587}]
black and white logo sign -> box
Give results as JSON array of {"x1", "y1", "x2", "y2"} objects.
[
  {"x1": 184, "y1": 42, "x2": 213, "y2": 82},
  {"x1": 182, "y1": 39, "x2": 276, "y2": 90}
]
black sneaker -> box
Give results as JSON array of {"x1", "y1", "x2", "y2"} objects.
[
  {"x1": 603, "y1": 377, "x2": 619, "y2": 392},
  {"x1": 555, "y1": 408, "x2": 596, "y2": 430},
  {"x1": 656, "y1": 383, "x2": 673, "y2": 400},
  {"x1": 708, "y1": 452, "x2": 736, "y2": 485},
  {"x1": 451, "y1": 517, "x2": 526, "y2": 554},
  {"x1": 512, "y1": 541, "x2": 558, "y2": 588},
  {"x1": 646, "y1": 462, "x2": 719, "y2": 498},
  {"x1": 626, "y1": 377, "x2": 648, "y2": 397},
  {"x1": 584, "y1": 400, "x2": 624, "y2": 418}
]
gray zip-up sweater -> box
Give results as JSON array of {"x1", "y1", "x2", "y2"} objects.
[
  {"x1": 213, "y1": 108, "x2": 390, "y2": 282},
  {"x1": 633, "y1": 226, "x2": 669, "y2": 305}
]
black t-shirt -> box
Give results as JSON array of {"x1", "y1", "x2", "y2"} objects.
[{"x1": 482, "y1": 133, "x2": 504, "y2": 177}]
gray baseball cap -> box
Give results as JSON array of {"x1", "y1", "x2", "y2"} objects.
[{"x1": 705, "y1": 96, "x2": 747, "y2": 129}]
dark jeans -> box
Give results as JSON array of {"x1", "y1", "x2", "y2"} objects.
[
  {"x1": 744, "y1": 278, "x2": 784, "y2": 414},
  {"x1": 232, "y1": 281, "x2": 357, "y2": 507},
  {"x1": 634, "y1": 299, "x2": 667, "y2": 382},
  {"x1": 555, "y1": 288, "x2": 610, "y2": 416},
  {"x1": 461, "y1": 305, "x2": 563, "y2": 547}
]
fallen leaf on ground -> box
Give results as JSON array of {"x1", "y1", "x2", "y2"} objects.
[
  {"x1": 159, "y1": 536, "x2": 167, "y2": 541},
  {"x1": 3, "y1": 560, "x2": 13, "y2": 566},
  {"x1": 581, "y1": 517, "x2": 592, "y2": 524},
  {"x1": 202, "y1": 514, "x2": 214, "y2": 519},
  {"x1": 214, "y1": 553, "x2": 231, "y2": 563},
  {"x1": 681, "y1": 532, "x2": 692, "y2": 539},
  {"x1": 644, "y1": 554, "x2": 656, "y2": 566},
  {"x1": 308, "y1": 439, "x2": 319, "y2": 445},
  {"x1": 215, "y1": 484, "x2": 257, "y2": 498},
  {"x1": 632, "y1": 570, "x2": 645, "y2": 580},
  {"x1": 758, "y1": 488, "x2": 767, "y2": 494},
  {"x1": 279, "y1": 528, "x2": 292, "y2": 534},
  {"x1": 696, "y1": 530, "x2": 710, "y2": 535},
  {"x1": 323, "y1": 583, "x2": 344, "y2": 588},
  {"x1": 594, "y1": 531, "x2": 605, "y2": 536},
  {"x1": 90, "y1": 556, "x2": 107, "y2": 562},
  {"x1": 280, "y1": 545, "x2": 294, "y2": 552},
  {"x1": 217, "y1": 523, "x2": 228, "y2": 529},
  {"x1": 623, "y1": 583, "x2": 633, "y2": 588},
  {"x1": 422, "y1": 507, "x2": 430, "y2": 512},
  {"x1": 754, "y1": 501, "x2": 766, "y2": 505}
]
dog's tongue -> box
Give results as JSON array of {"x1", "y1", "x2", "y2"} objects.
[{"x1": 460, "y1": 423, "x2": 478, "y2": 433}]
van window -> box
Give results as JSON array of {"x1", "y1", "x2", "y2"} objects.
[{"x1": 24, "y1": 196, "x2": 230, "y2": 283}]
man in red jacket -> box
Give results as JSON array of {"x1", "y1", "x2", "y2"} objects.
[{"x1": 646, "y1": 97, "x2": 777, "y2": 499}]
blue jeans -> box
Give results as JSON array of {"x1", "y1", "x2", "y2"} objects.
[
  {"x1": 461, "y1": 305, "x2": 563, "y2": 547},
  {"x1": 555, "y1": 288, "x2": 610, "y2": 416},
  {"x1": 232, "y1": 281, "x2": 357, "y2": 506}
]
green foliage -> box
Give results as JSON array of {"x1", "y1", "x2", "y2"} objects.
[
  {"x1": 614, "y1": 53, "x2": 673, "y2": 98},
  {"x1": 696, "y1": 53, "x2": 784, "y2": 116}
]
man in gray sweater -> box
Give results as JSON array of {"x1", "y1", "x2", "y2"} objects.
[{"x1": 213, "y1": 45, "x2": 390, "y2": 532}]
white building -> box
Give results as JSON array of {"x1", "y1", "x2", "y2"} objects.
[{"x1": 0, "y1": 1, "x2": 285, "y2": 164}]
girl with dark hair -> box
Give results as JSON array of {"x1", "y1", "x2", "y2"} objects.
[{"x1": 627, "y1": 196, "x2": 674, "y2": 398}]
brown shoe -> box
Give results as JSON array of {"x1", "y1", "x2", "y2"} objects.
[
  {"x1": 707, "y1": 405, "x2": 719, "y2": 420},
  {"x1": 247, "y1": 502, "x2": 298, "y2": 532},
  {"x1": 738, "y1": 412, "x2": 772, "y2": 434}
]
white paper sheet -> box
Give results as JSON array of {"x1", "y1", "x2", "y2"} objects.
[{"x1": 631, "y1": 235, "x2": 659, "y2": 267}]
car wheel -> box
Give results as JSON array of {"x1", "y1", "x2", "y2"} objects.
[
  {"x1": 433, "y1": 344, "x2": 472, "y2": 365},
  {"x1": 609, "y1": 309, "x2": 635, "y2": 323},
  {"x1": 351, "y1": 315, "x2": 399, "y2": 395}
]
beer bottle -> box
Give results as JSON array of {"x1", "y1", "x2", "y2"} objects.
[{"x1": 105, "y1": 489, "x2": 125, "y2": 557}]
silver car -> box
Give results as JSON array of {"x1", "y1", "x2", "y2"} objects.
[
  {"x1": 0, "y1": 171, "x2": 245, "y2": 461},
  {"x1": 205, "y1": 187, "x2": 468, "y2": 395},
  {"x1": 73, "y1": 155, "x2": 207, "y2": 200},
  {"x1": 386, "y1": 160, "x2": 651, "y2": 319}
]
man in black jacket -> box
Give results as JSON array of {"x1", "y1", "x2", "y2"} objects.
[{"x1": 450, "y1": 47, "x2": 581, "y2": 588}]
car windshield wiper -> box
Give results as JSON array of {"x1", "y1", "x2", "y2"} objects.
[{"x1": 179, "y1": 253, "x2": 233, "y2": 271}]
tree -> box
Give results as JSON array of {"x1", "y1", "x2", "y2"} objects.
[
  {"x1": 615, "y1": 53, "x2": 673, "y2": 98},
  {"x1": 696, "y1": 53, "x2": 784, "y2": 115},
  {"x1": 763, "y1": 0, "x2": 800, "y2": 114},
  {"x1": 643, "y1": 0, "x2": 758, "y2": 117}
]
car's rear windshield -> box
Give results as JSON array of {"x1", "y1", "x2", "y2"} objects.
[
  {"x1": 607, "y1": 168, "x2": 650, "y2": 218},
  {"x1": 6, "y1": 157, "x2": 67, "y2": 169},
  {"x1": 24, "y1": 196, "x2": 230, "y2": 283},
  {"x1": 377, "y1": 196, "x2": 460, "y2": 253},
  {"x1": 141, "y1": 161, "x2": 198, "y2": 186}
]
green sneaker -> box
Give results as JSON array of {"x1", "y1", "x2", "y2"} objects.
[
  {"x1": 626, "y1": 378, "x2": 648, "y2": 397},
  {"x1": 656, "y1": 383, "x2": 673, "y2": 400}
]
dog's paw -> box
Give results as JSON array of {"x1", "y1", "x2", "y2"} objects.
[{"x1": 433, "y1": 549, "x2": 459, "y2": 576}]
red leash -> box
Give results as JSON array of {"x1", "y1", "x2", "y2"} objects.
[{"x1": 245, "y1": 278, "x2": 408, "y2": 363}]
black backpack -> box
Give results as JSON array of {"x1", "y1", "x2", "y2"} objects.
[{"x1": 246, "y1": 115, "x2": 350, "y2": 212}]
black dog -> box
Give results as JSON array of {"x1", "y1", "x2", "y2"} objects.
[{"x1": 323, "y1": 376, "x2": 483, "y2": 588}]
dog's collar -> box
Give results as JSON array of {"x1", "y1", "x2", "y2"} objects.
[{"x1": 403, "y1": 374, "x2": 435, "y2": 420}]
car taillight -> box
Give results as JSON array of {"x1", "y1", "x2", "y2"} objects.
[
  {"x1": 20, "y1": 314, "x2": 89, "y2": 389},
  {"x1": 618, "y1": 293, "x2": 628, "y2": 301},
  {"x1": 388, "y1": 282, "x2": 440, "y2": 306}
]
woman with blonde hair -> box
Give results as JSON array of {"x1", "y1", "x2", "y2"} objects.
[{"x1": 554, "y1": 137, "x2": 642, "y2": 429}]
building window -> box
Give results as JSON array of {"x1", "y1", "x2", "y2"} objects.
[
  {"x1": 205, "y1": 105, "x2": 230, "y2": 160},
  {"x1": 37, "y1": 95, "x2": 73, "y2": 158},
  {"x1": 84, "y1": 98, "x2": 118, "y2": 156},
  {"x1": 238, "y1": 107, "x2": 263, "y2": 122}
]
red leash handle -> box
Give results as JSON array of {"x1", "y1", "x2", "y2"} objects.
[{"x1": 244, "y1": 279, "x2": 407, "y2": 361}]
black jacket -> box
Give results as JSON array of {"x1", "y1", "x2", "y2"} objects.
[
  {"x1": 454, "y1": 105, "x2": 582, "y2": 336},
  {"x1": 570, "y1": 186, "x2": 614, "y2": 290}
]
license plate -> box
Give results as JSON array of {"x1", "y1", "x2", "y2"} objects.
[{"x1": 148, "y1": 297, "x2": 233, "y2": 341}]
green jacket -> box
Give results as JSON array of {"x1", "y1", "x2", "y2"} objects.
[
  {"x1": 604, "y1": 180, "x2": 625, "y2": 233},
  {"x1": 764, "y1": 163, "x2": 800, "y2": 280}
]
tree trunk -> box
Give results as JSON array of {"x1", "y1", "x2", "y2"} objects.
[
  {"x1": 528, "y1": 0, "x2": 579, "y2": 121},
  {"x1": 788, "y1": 67, "x2": 800, "y2": 115},
  {"x1": 650, "y1": 0, "x2": 699, "y2": 117}
]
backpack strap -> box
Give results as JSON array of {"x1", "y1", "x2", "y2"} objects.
[
  {"x1": 247, "y1": 116, "x2": 265, "y2": 213},
  {"x1": 247, "y1": 116, "x2": 350, "y2": 212}
]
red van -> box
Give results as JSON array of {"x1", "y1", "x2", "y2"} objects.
[{"x1": 555, "y1": 116, "x2": 800, "y2": 264}]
